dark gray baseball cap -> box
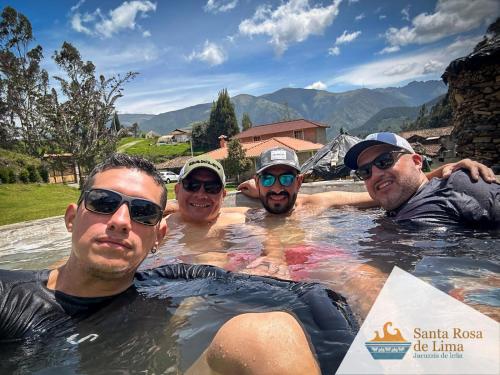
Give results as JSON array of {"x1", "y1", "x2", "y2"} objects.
[{"x1": 256, "y1": 147, "x2": 301, "y2": 174}]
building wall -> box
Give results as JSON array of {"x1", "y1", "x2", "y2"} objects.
[
  {"x1": 447, "y1": 63, "x2": 500, "y2": 172},
  {"x1": 239, "y1": 128, "x2": 326, "y2": 144}
]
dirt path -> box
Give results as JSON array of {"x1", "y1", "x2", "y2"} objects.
[{"x1": 117, "y1": 139, "x2": 142, "y2": 152}]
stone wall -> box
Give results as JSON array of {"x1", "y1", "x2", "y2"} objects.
[{"x1": 447, "y1": 63, "x2": 500, "y2": 172}]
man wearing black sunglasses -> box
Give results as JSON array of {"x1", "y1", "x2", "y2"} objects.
[
  {"x1": 0, "y1": 154, "x2": 331, "y2": 375},
  {"x1": 344, "y1": 132, "x2": 500, "y2": 227},
  {"x1": 160, "y1": 155, "x2": 251, "y2": 269}
]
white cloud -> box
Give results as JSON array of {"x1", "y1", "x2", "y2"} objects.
[
  {"x1": 116, "y1": 74, "x2": 267, "y2": 114},
  {"x1": 239, "y1": 0, "x2": 341, "y2": 55},
  {"x1": 378, "y1": 45, "x2": 400, "y2": 54},
  {"x1": 384, "y1": 0, "x2": 499, "y2": 48},
  {"x1": 401, "y1": 5, "x2": 410, "y2": 21},
  {"x1": 379, "y1": 14, "x2": 386, "y2": 20},
  {"x1": 71, "y1": 0, "x2": 86, "y2": 12},
  {"x1": 76, "y1": 42, "x2": 162, "y2": 74},
  {"x1": 423, "y1": 59, "x2": 444, "y2": 74},
  {"x1": 329, "y1": 35, "x2": 482, "y2": 87},
  {"x1": 188, "y1": 41, "x2": 227, "y2": 66},
  {"x1": 328, "y1": 46, "x2": 340, "y2": 56},
  {"x1": 142, "y1": 30, "x2": 151, "y2": 37},
  {"x1": 71, "y1": 1, "x2": 157, "y2": 38},
  {"x1": 348, "y1": 0, "x2": 359, "y2": 4},
  {"x1": 71, "y1": 13, "x2": 93, "y2": 35},
  {"x1": 305, "y1": 81, "x2": 327, "y2": 90},
  {"x1": 204, "y1": 0, "x2": 238, "y2": 13},
  {"x1": 355, "y1": 13, "x2": 365, "y2": 21},
  {"x1": 335, "y1": 30, "x2": 361, "y2": 45}
]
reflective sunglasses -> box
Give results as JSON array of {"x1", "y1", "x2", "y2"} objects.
[
  {"x1": 181, "y1": 178, "x2": 223, "y2": 194},
  {"x1": 79, "y1": 188, "x2": 163, "y2": 226},
  {"x1": 355, "y1": 151, "x2": 409, "y2": 180},
  {"x1": 259, "y1": 173, "x2": 297, "y2": 187}
]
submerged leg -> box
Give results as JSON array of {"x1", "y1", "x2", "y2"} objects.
[{"x1": 187, "y1": 311, "x2": 320, "y2": 375}]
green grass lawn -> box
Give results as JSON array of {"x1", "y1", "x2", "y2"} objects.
[
  {"x1": 117, "y1": 137, "x2": 192, "y2": 162},
  {"x1": 0, "y1": 182, "x2": 235, "y2": 226},
  {"x1": 0, "y1": 184, "x2": 81, "y2": 226}
]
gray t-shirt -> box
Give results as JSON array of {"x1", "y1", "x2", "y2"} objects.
[{"x1": 388, "y1": 170, "x2": 500, "y2": 228}]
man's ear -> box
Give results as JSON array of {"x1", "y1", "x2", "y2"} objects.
[
  {"x1": 65, "y1": 203, "x2": 78, "y2": 233},
  {"x1": 412, "y1": 154, "x2": 424, "y2": 170},
  {"x1": 222, "y1": 188, "x2": 227, "y2": 198},
  {"x1": 296, "y1": 173, "x2": 304, "y2": 188},
  {"x1": 174, "y1": 182, "x2": 180, "y2": 197},
  {"x1": 156, "y1": 218, "x2": 168, "y2": 244}
]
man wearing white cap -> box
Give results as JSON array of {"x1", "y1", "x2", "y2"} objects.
[{"x1": 344, "y1": 132, "x2": 500, "y2": 227}]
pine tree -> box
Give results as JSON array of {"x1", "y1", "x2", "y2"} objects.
[
  {"x1": 111, "y1": 112, "x2": 121, "y2": 134},
  {"x1": 206, "y1": 89, "x2": 239, "y2": 150},
  {"x1": 241, "y1": 112, "x2": 252, "y2": 131},
  {"x1": 131, "y1": 122, "x2": 139, "y2": 137},
  {"x1": 225, "y1": 138, "x2": 251, "y2": 182}
]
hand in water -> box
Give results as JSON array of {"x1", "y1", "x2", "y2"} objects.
[{"x1": 241, "y1": 256, "x2": 291, "y2": 280}]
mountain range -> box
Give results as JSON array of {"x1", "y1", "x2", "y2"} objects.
[
  {"x1": 350, "y1": 94, "x2": 447, "y2": 136},
  {"x1": 119, "y1": 80, "x2": 447, "y2": 138}
]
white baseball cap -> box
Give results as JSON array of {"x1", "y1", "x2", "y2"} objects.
[{"x1": 344, "y1": 132, "x2": 415, "y2": 169}]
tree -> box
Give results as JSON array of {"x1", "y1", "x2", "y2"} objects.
[
  {"x1": 225, "y1": 138, "x2": 251, "y2": 182},
  {"x1": 130, "y1": 122, "x2": 139, "y2": 137},
  {"x1": 241, "y1": 112, "x2": 252, "y2": 131},
  {"x1": 111, "y1": 112, "x2": 121, "y2": 134},
  {"x1": 190, "y1": 120, "x2": 210, "y2": 151},
  {"x1": 45, "y1": 42, "x2": 137, "y2": 185},
  {"x1": 0, "y1": 6, "x2": 50, "y2": 157},
  {"x1": 206, "y1": 89, "x2": 239, "y2": 150}
]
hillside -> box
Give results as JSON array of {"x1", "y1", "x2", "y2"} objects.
[
  {"x1": 350, "y1": 106, "x2": 420, "y2": 137},
  {"x1": 350, "y1": 94, "x2": 448, "y2": 136},
  {"x1": 117, "y1": 113, "x2": 155, "y2": 126},
  {"x1": 121, "y1": 80, "x2": 447, "y2": 138}
]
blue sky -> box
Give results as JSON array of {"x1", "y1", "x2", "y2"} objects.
[{"x1": 4, "y1": 0, "x2": 499, "y2": 114}]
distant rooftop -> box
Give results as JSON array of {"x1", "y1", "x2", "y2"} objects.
[
  {"x1": 235, "y1": 119, "x2": 329, "y2": 139},
  {"x1": 399, "y1": 126, "x2": 454, "y2": 139},
  {"x1": 206, "y1": 136, "x2": 323, "y2": 160}
]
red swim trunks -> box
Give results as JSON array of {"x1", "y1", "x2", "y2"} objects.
[{"x1": 285, "y1": 244, "x2": 349, "y2": 280}]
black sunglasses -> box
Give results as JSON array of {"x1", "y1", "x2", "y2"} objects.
[
  {"x1": 181, "y1": 178, "x2": 223, "y2": 194},
  {"x1": 79, "y1": 188, "x2": 163, "y2": 226},
  {"x1": 355, "y1": 151, "x2": 409, "y2": 180}
]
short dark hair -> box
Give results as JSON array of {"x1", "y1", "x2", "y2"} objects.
[{"x1": 81, "y1": 154, "x2": 167, "y2": 209}]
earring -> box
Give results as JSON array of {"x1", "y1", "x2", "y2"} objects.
[{"x1": 151, "y1": 246, "x2": 157, "y2": 254}]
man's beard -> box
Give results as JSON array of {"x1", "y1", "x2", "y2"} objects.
[{"x1": 261, "y1": 191, "x2": 297, "y2": 214}]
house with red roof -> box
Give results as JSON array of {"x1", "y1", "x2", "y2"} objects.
[
  {"x1": 205, "y1": 136, "x2": 324, "y2": 179},
  {"x1": 200, "y1": 119, "x2": 330, "y2": 179},
  {"x1": 235, "y1": 119, "x2": 329, "y2": 144}
]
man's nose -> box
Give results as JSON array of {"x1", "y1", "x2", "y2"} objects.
[
  {"x1": 370, "y1": 163, "x2": 385, "y2": 179},
  {"x1": 107, "y1": 203, "x2": 132, "y2": 233}
]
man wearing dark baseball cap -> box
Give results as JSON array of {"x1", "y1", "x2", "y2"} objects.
[
  {"x1": 344, "y1": 132, "x2": 500, "y2": 227},
  {"x1": 254, "y1": 147, "x2": 304, "y2": 214}
]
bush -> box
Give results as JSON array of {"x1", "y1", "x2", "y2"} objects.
[
  {"x1": 27, "y1": 165, "x2": 41, "y2": 182},
  {"x1": 0, "y1": 168, "x2": 17, "y2": 183},
  {"x1": 19, "y1": 169, "x2": 29, "y2": 183},
  {"x1": 39, "y1": 165, "x2": 49, "y2": 183},
  {"x1": 8, "y1": 169, "x2": 16, "y2": 183},
  {"x1": 0, "y1": 168, "x2": 8, "y2": 184}
]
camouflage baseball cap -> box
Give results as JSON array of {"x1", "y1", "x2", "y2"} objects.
[{"x1": 179, "y1": 155, "x2": 226, "y2": 185}]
